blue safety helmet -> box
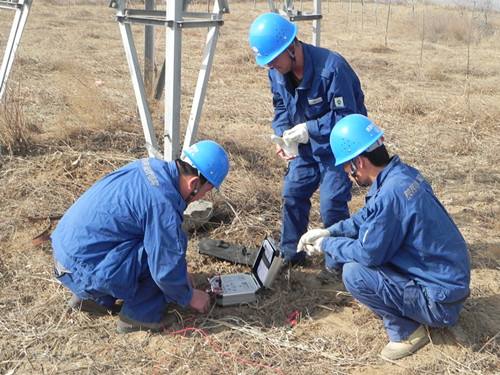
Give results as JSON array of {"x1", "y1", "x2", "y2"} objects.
[
  {"x1": 330, "y1": 114, "x2": 384, "y2": 166},
  {"x1": 182, "y1": 140, "x2": 230, "y2": 189},
  {"x1": 248, "y1": 12, "x2": 297, "y2": 66}
]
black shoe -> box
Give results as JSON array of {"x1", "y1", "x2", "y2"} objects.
[
  {"x1": 284, "y1": 251, "x2": 308, "y2": 267},
  {"x1": 116, "y1": 312, "x2": 178, "y2": 334},
  {"x1": 68, "y1": 294, "x2": 121, "y2": 316}
]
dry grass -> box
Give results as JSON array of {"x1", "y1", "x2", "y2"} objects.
[
  {"x1": 0, "y1": 90, "x2": 39, "y2": 156},
  {"x1": 0, "y1": 1, "x2": 499, "y2": 374}
]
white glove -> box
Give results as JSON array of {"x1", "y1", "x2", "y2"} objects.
[
  {"x1": 297, "y1": 228, "x2": 330, "y2": 252},
  {"x1": 304, "y1": 237, "x2": 324, "y2": 256},
  {"x1": 283, "y1": 123, "x2": 309, "y2": 144},
  {"x1": 270, "y1": 134, "x2": 298, "y2": 158}
]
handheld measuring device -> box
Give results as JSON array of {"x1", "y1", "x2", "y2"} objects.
[{"x1": 208, "y1": 237, "x2": 283, "y2": 306}]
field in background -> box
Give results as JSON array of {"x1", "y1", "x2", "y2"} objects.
[{"x1": 0, "y1": 1, "x2": 499, "y2": 373}]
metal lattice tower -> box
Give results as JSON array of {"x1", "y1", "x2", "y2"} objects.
[
  {"x1": 269, "y1": 0, "x2": 322, "y2": 46},
  {"x1": 0, "y1": 0, "x2": 322, "y2": 158},
  {"x1": 111, "y1": 0, "x2": 322, "y2": 161},
  {"x1": 0, "y1": 0, "x2": 32, "y2": 100},
  {"x1": 110, "y1": 0, "x2": 229, "y2": 161}
]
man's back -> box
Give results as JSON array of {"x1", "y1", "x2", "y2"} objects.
[
  {"x1": 51, "y1": 159, "x2": 189, "y2": 301},
  {"x1": 372, "y1": 156, "x2": 470, "y2": 304},
  {"x1": 52, "y1": 159, "x2": 183, "y2": 265}
]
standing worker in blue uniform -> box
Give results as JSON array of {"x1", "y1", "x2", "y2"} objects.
[
  {"x1": 248, "y1": 13, "x2": 367, "y2": 264},
  {"x1": 51, "y1": 140, "x2": 230, "y2": 333},
  {"x1": 298, "y1": 114, "x2": 470, "y2": 360}
]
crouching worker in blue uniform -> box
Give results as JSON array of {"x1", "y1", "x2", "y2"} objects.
[
  {"x1": 248, "y1": 13, "x2": 367, "y2": 265},
  {"x1": 51, "y1": 140, "x2": 230, "y2": 334},
  {"x1": 298, "y1": 114, "x2": 470, "y2": 360}
]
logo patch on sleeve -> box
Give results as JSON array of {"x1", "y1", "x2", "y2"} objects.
[{"x1": 334, "y1": 96, "x2": 345, "y2": 108}]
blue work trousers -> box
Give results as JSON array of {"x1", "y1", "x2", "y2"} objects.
[
  {"x1": 342, "y1": 262, "x2": 464, "y2": 341},
  {"x1": 55, "y1": 262, "x2": 169, "y2": 324},
  {"x1": 281, "y1": 155, "x2": 351, "y2": 259}
]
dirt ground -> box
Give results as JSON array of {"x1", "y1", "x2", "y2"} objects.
[{"x1": 0, "y1": 0, "x2": 499, "y2": 374}]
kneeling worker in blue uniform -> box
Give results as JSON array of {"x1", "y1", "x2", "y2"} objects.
[
  {"x1": 51, "y1": 140, "x2": 230, "y2": 333},
  {"x1": 248, "y1": 13, "x2": 367, "y2": 264},
  {"x1": 298, "y1": 115, "x2": 470, "y2": 360}
]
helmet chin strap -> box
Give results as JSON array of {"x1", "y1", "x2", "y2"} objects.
[{"x1": 287, "y1": 41, "x2": 296, "y2": 63}]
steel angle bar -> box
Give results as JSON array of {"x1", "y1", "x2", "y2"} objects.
[
  {"x1": 183, "y1": 0, "x2": 222, "y2": 150},
  {"x1": 117, "y1": 19, "x2": 223, "y2": 28},
  {"x1": 0, "y1": 0, "x2": 26, "y2": 9},
  {"x1": 0, "y1": 0, "x2": 31, "y2": 100},
  {"x1": 280, "y1": 8, "x2": 322, "y2": 21},
  {"x1": 154, "y1": 61, "x2": 166, "y2": 100},
  {"x1": 280, "y1": 9, "x2": 322, "y2": 46},
  {"x1": 144, "y1": 0, "x2": 154, "y2": 94},
  {"x1": 117, "y1": 10, "x2": 223, "y2": 29},
  {"x1": 119, "y1": 8, "x2": 171, "y2": 27},
  {"x1": 112, "y1": 0, "x2": 227, "y2": 160},
  {"x1": 178, "y1": 19, "x2": 223, "y2": 28},
  {"x1": 287, "y1": 13, "x2": 322, "y2": 21},
  {"x1": 125, "y1": 9, "x2": 165, "y2": 18},
  {"x1": 216, "y1": 0, "x2": 229, "y2": 14},
  {"x1": 116, "y1": 12, "x2": 159, "y2": 157},
  {"x1": 164, "y1": 0, "x2": 183, "y2": 160},
  {"x1": 183, "y1": 11, "x2": 222, "y2": 18},
  {"x1": 125, "y1": 10, "x2": 221, "y2": 19},
  {"x1": 267, "y1": 0, "x2": 277, "y2": 12},
  {"x1": 116, "y1": 15, "x2": 171, "y2": 27},
  {"x1": 312, "y1": 0, "x2": 321, "y2": 46},
  {"x1": 272, "y1": 0, "x2": 322, "y2": 46},
  {"x1": 0, "y1": 0, "x2": 22, "y2": 10},
  {"x1": 113, "y1": 0, "x2": 159, "y2": 157}
]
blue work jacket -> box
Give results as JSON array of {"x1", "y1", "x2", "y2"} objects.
[
  {"x1": 322, "y1": 156, "x2": 470, "y2": 304},
  {"x1": 51, "y1": 158, "x2": 193, "y2": 306},
  {"x1": 269, "y1": 42, "x2": 367, "y2": 159}
]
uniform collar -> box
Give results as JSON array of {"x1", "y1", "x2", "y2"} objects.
[
  {"x1": 274, "y1": 42, "x2": 314, "y2": 91},
  {"x1": 166, "y1": 160, "x2": 188, "y2": 213},
  {"x1": 366, "y1": 156, "x2": 401, "y2": 199},
  {"x1": 296, "y1": 42, "x2": 314, "y2": 90}
]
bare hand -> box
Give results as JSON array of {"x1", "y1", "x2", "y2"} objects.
[
  {"x1": 189, "y1": 289, "x2": 210, "y2": 313},
  {"x1": 275, "y1": 144, "x2": 296, "y2": 161},
  {"x1": 187, "y1": 272, "x2": 195, "y2": 288}
]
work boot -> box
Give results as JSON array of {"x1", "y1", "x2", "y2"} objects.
[
  {"x1": 380, "y1": 325, "x2": 430, "y2": 361},
  {"x1": 116, "y1": 312, "x2": 178, "y2": 334},
  {"x1": 68, "y1": 294, "x2": 121, "y2": 316}
]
